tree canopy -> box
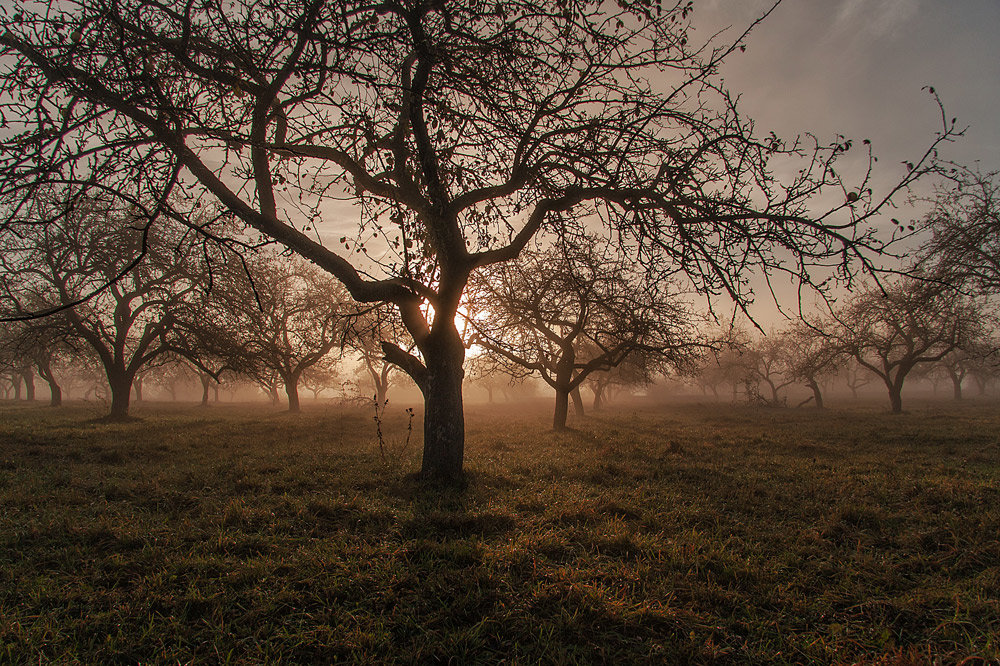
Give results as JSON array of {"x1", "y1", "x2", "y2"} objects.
[{"x1": 0, "y1": 0, "x2": 957, "y2": 478}]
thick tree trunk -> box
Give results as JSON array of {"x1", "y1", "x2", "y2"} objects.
[
  {"x1": 213, "y1": 384, "x2": 220, "y2": 402},
  {"x1": 948, "y1": 369, "x2": 963, "y2": 401},
  {"x1": 284, "y1": 374, "x2": 301, "y2": 413},
  {"x1": 47, "y1": 380, "x2": 62, "y2": 407},
  {"x1": 12, "y1": 375, "x2": 22, "y2": 401},
  {"x1": 37, "y1": 360, "x2": 62, "y2": 407},
  {"x1": 887, "y1": 379, "x2": 903, "y2": 414},
  {"x1": 418, "y1": 330, "x2": 466, "y2": 481},
  {"x1": 133, "y1": 377, "x2": 144, "y2": 402},
  {"x1": 21, "y1": 369, "x2": 35, "y2": 401},
  {"x1": 571, "y1": 386, "x2": 584, "y2": 417},
  {"x1": 553, "y1": 388, "x2": 570, "y2": 431},
  {"x1": 108, "y1": 372, "x2": 132, "y2": 420}
]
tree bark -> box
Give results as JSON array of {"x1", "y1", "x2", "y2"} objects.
[
  {"x1": 108, "y1": 372, "x2": 132, "y2": 420},
  {"x1": 20, "y1": 368, "x2": 35, "y2": 401},
  {"x1": 807, "y1": 379, "x2": 824, "y2": 409},
  {"x1": 36, "y1": 359, "x2": 62, "y2": 407},
  {"x1": 948, "y1": 369, "x2": 963, "y2": 401},
  {"x1": 284, "y1": 374, "x2": 301, "y2": 413},
  {"x1": 418, "y1": 327, "x2": 466, "y2": 481},
  {"x1": 200, "y1": 374, "x2": 211, "y2": 406},
  {"x1": 133, "y1": 376, "x2": 144, "y2": 402},
  {"x1": 553, "y1": 388, "x2": 570, "y2": 431},
  {"x1": 887, "y1": 380, "x2": 903, "y2": 414},
  {"x1": 571, "y1": 386, "x2": 585, "y2": 417}
]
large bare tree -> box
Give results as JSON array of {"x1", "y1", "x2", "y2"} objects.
[{"x1": 0, "y1": 0, "x2": 956, "y2": 478}]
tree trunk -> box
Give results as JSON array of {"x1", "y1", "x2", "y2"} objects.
[
  {"x1": 284, "y1": 374, "x2": 301, "y2": 413},
  {"x1": 36, "y1": 360, "x2": 62, "y2": 407},
  {"x1": 21, "y1": 368, "x2": 35, "y2": 401},
  {"x1": 553, "y1": 388, "x2": 570, "y2": 431},
  {"x1": 213, "y1": 384, "x2": 220, "y2": 402},
  {"x1": 571, "y1": 386, "x2": 584, "y2": 417},
  {"x1": 593, "y1": 383, "x2": 605, "y2": 410},
  {"x1": 486, "y1": 385, "x2": 494, "y2": 403},
  {"x1": 948, "y1": 369, "x2": 963, "y2": 401},
  {"x1": 808, "y1": 379, "x2": 824, "y2": 409},
  {"x1": 418, "y1": 329, "x2": 466, "y2": 481},
  {"x1": 133, "y1": 376, "x2": 144, "y2": 402},
  {"x1": 887, "y1": 380, "x2": 903, "y2": 414},
  {"x1": 200, "y1": 374, "x2": 211, "y2": 406},
  {"x1": 108, "y1": 372, "x2": 132, "y2": 420}
]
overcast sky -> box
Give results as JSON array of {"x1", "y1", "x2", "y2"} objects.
[
  {"x1": 694, "y1": 0, "x2": 999, "y2": 171},
  {"x1": 682, "y1": 0, "x2": 1000, "y2": 321}
]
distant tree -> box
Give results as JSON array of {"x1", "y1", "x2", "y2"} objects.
[
  {"x1": 782, "y1": 322, "x2": 842, "y2": 409},
  {"x1": 470, "y1": 239, "x2": 697, "y2": 430},
  {"x1": 0, "y1": 0, "x2": 957, "y2": 478},
  {"x1": 742, "y1": 332, "x2": 797, "y2": 406},
  {"x1": 843, "y1": 359, "x2": 876, "y2": 400},
  {"x1": 301, "y1": 364, "x2": 340, "y2": 402},
  {"x1": 584, "y1": 351, "x2": 660, "y2": 410},
  {"x1": 831, "y1": 279, "x2": 976, "y2": 413},
  {"x1": 917, "y1": 167, "x2": 1000, "y2": 294},
  {"x1": 201, "y1": 254, "x2": 356, "y2": 413},
  {"x1": 0, "y1": 199, "x2": 214, "y2": 419},
  {"x1": 347, "y1": 306, "x2": 411, "y2": 407}
]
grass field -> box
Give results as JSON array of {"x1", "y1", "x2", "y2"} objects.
[{"x1": 0, "y1": 398, "x2": 998, "y2": 664}]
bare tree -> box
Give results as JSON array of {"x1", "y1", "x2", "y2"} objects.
[
  {"x1": 742, "y1": 332, "x2": 797, "y2": 406},
  {"x1": 782, "y1": 322, "x2": 842, "y2": 409},
  {"x1": 202, "y1": 253, "x2": 356, "y2": 413},
  {"x1": 585, "y1": 351, "x2": 659, "y2": 410},
  {"x1": 347, "y1": 306, "x2": 410, "y2": 407},
  {"x1": 470, "y1": 239, "x2": 697, "y2": 430},
  {"x1": 0, "y1": 1, "x2": 957, "y2": 478},
  {"x1": 831, "y1": 280, "x2": 976, "y2": 413},
  {"x1": 918, "y1": 167, "x2": 1000, "y2": 294},
  {"x1": 843, "y1": 359, "x2": 876, "y2": 400},
  {"x1": 0, "y1": 200, "x2": 213, "y2": 419},
  {"x1": 301, "y1": 364, "x2": 340, "y2": 402}
]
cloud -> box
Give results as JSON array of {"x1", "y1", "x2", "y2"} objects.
[{"x1": 834, "y1": 0, "x2": 920, "y2": 39}]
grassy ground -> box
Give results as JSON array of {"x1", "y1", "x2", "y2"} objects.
[{"x1": 0, "y1": 398, "x2": 998, "y2": 664}]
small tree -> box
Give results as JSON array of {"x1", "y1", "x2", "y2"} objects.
[
  {"x1": 782, "y1": 322, "x2": 842, "y2": 409},
  {"x1": 742, "y1": 332, "x2": 796, "y2": 406},
  {"x1": 470, "y1": 239, "x2": 697, "y2": 430},
  {"x1": 831, "y1": 279, "x2": 975, "y2": 413},
  {"x1": 200, "y1": 253, "x2": 356, "y2": 413}
]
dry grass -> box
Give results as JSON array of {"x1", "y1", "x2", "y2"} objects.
[{"x1": 0, "y1": 398, "x2": 998, "y2": 663}]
